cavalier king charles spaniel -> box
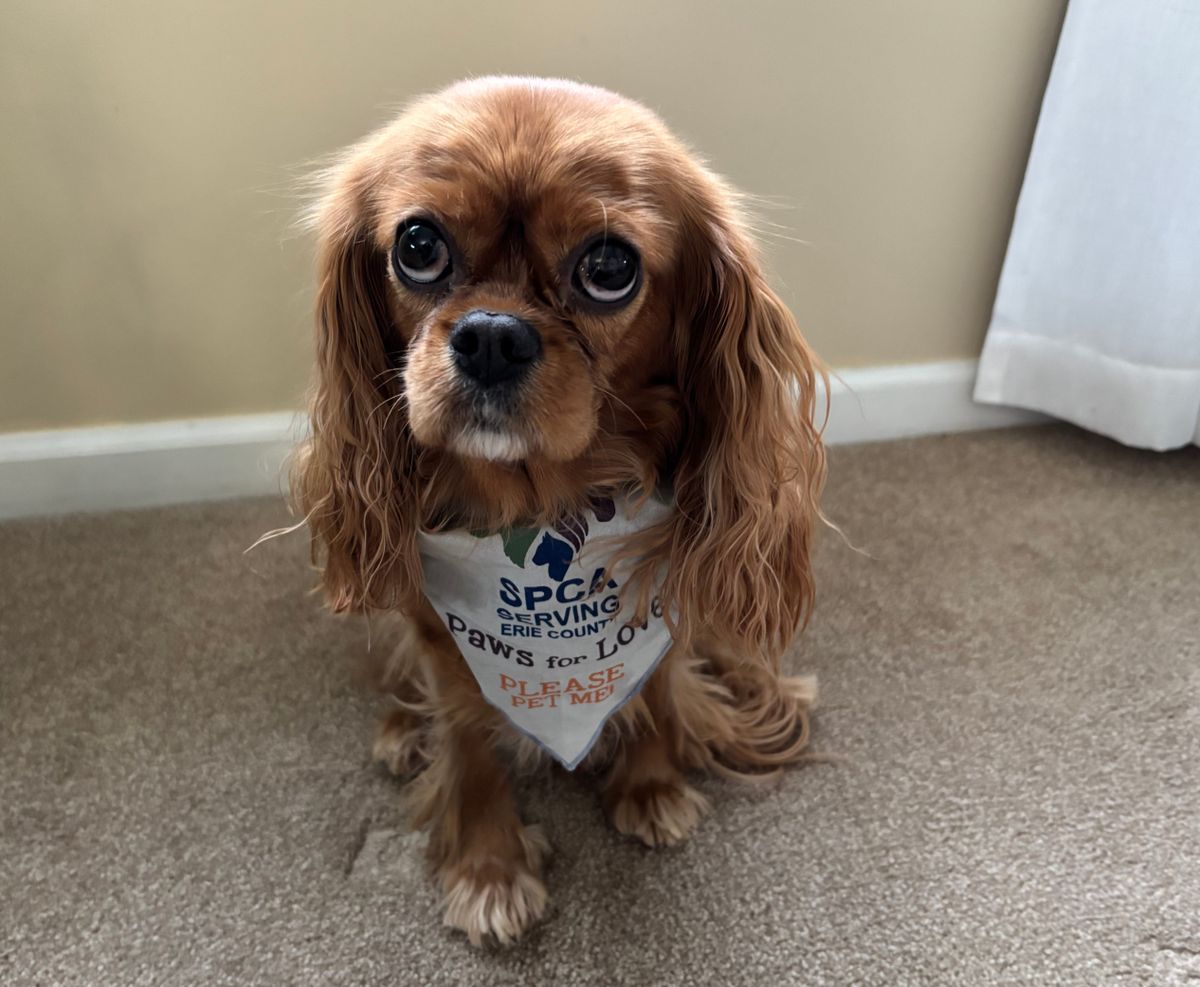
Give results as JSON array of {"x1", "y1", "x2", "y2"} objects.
[{"x1": 291, "y1": 76, "x2": 826, "y2": 946}]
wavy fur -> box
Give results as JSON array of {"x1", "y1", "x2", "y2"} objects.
[{"x1": 287, "y1": 77, "x2": 826, "y2": 945}]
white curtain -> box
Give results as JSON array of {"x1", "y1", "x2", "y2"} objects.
[{"x1": 974, "y1": 0, "x2": 1200, "y2": 451}]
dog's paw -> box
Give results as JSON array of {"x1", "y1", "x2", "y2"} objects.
[
  {"x1": 608, "y1": 778, "x2": 709, "y2": 848},
  {"x1": 372, "y1": 709, "x2": 427, "y2": 777},
  {"x1": 440, "y1": 824, "x2": 550, "y2": 947}
]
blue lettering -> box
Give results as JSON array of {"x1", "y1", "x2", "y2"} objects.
[
  {"x1": 558, "y1": 578, "x2": 585, "y2": 603},
  {"x1": 499, "y1": 578, "x2": 521, "y2": 608}
]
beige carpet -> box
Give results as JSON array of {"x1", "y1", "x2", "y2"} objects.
[{"x1": 2, "y1": 425, "x2": 1198, "y2": 986}]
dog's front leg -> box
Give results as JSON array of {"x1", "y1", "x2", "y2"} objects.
[
  {"x1": 405, "y1": 606, "x2": 549, "y2": 946},
  {"x1": 604, "y1": 655, "x2": 710, "y2": 847}
]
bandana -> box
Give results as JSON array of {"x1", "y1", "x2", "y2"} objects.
[{"x1": 417, "y1": 496, "x2": 673, "y2": 769}]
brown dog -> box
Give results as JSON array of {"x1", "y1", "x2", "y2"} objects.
[{"x1": 291, "y1": 76, "x2": 825, "y2": 945}]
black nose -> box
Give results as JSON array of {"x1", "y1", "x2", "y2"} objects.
[{"x1": 449, "y1": 310, "x2": 542, "y2": 387}]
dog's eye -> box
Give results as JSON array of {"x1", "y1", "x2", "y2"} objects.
[
  {"x1": 574, "y1": 238, "x2": 639, "y2": 305},
  {"x1": 393, "y1": 220, "x2": 452, "y2": 287}
]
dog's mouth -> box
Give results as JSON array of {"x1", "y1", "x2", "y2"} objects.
[
  {"x1": 450, "y1": 424, "x2": 529, "y2": 462},
  {"x1": 431, "y1": 308, "x2": 544, "y2": 463},
  {"x1": 447, "y1": 393, "x2": 531, "y2": 463},
  {"x1": 404, "y1": 310, "x2": 599, "y2": 465}
]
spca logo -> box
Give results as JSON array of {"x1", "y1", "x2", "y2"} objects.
[{"x1": 489, "y1": 496, "x2": 616, "y2": 581}]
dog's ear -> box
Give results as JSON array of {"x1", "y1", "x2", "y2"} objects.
[
  {"x1": 656, "y1": 175, "x2": 827, "y2": 661},
  {"x1": 290, "y1": 159, "x2": 423, "y2": 614}
]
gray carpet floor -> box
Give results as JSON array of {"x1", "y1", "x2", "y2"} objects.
[{"x1": 2, "y1": 425, "x2": 1198, "y2": 986}]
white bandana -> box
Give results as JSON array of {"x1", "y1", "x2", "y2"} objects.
[{"x1": 417, "y1": 496, "x2": 673, "y2": 769}]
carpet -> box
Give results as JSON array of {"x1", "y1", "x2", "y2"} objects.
[{"x1": 2, "y1": 425, "x2": 1197, "y2": 985}]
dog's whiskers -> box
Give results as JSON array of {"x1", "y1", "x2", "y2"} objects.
[
  {"x1": 595, "y1": 384, "x2": 646, "y2": 430},
  {"x1": 367, "y1": 390, "x2": 406, "y2": 425},
  {"x1": 373, "y1": 366, "x2": 405, "y2": 384},
  {"x1": 381, "y1": 391, "x2": 410, "y2": 432}
]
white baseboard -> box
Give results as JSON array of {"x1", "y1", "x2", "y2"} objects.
[
  {"x1": 821, "y1": 358, "x2": 1045, "y2": 445},
  {"x1": 0, "y1": 413, "x2": 304, "y2": 521},
  {"x1": 0, "y1": 360, "x2": 1043, "y2": 520}
]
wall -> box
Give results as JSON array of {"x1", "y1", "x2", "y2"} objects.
[{"x1": 0, "y1": 0, "x2": 1066, "y2": 432}]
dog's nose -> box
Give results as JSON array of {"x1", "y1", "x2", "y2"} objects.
[{"x1": 449, "y1": 310, "x2": 542, "y2": 387}]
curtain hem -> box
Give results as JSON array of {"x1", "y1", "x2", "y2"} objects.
[{"x1": 974, "y1": 330, "x2": 1200, "y2": 451}]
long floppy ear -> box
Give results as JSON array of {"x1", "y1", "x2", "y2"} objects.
[
  {"x1": 290, "y1": 162, "x2": 423, "y2": 614},
  {"x1": 657, "y1": 178, "x2": 827, "y2": 662}
]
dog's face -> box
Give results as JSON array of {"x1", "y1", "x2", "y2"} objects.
[
  {"x1": 297, "y1": 77, "x2": 826, "y2": 657},
  {"x1": 352, "y1": 80, "x2": 679, "y2": 463}
]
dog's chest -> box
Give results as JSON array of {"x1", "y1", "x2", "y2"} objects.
[{"x1": 417, "y1": 496, "x2": 672, "y2": 769}]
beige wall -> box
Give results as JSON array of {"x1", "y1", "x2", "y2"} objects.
[{"x1": 0, "y1": 0, "x2": 1065, "y2": 432}]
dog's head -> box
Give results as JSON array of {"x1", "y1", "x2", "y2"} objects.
[{"x1": 295, "y1": 77, "x2": 826, "y2": 657}]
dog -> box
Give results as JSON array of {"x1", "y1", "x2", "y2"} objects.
[{"x1": 291, "y1": 76, "x2": 826, "y2": 946}]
